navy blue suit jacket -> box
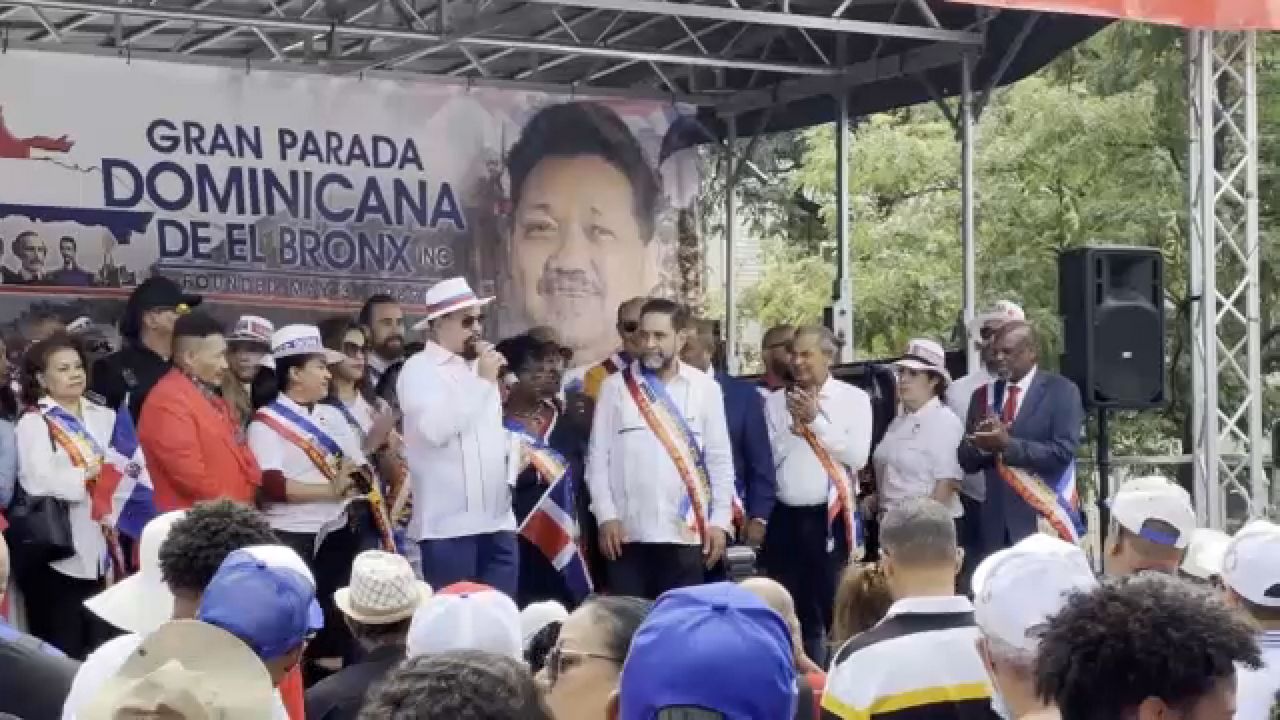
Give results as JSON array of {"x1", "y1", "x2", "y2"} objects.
[
  {"x1": 716, "y1": 372, "x2": 777, "y2": 523},
  {"x1": 957, "y1": 369, "x2": 1083, "y2": 556}
]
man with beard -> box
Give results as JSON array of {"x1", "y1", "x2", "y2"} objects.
[
  {"x1": 758, "y1": 324, "x2": 796, "y2": 397},
  {"x1": 585, "y1": 298, "x2": 735, "y2": 599},
  {"x1": 359, "y1": 294, "x2": 405, "y2": 391},
  {"x1": 504, "y1": 102, "x2": 660, "y2": 370},
  {"x1": 398, "y1": 277, "x2": 518, "y2": 596}
]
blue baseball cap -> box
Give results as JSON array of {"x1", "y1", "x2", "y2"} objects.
[
  {"x1": 619, "y1": 582, "x2": 797, "y2": 720},
  {"x1": 196, "y1": 545, "x2": 324, "y2": 661}
]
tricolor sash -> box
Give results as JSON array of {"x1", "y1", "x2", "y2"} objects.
[
  {"x1": 39, "y1": 401, "x2": 126, "y2": 579},
  {"x1": 976, "y1": 384, "x2": 1084, "y2": 544},
  {"x1": 255, "y1": 400, "x2": 397, "y2": 552},
  {"x1": 794, "y1": 423, "x2": 863, "y2": 557},
  {"x1": 254, "y1": 400, "x2": 344, "y2": 483},
  {"x1": 622, "y1": 365, "x2": 724, "y2": 542},
  {"x1": 601, "y1": 352, "x2": 630, "y2": 375}
]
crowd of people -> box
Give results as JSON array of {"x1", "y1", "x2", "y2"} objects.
[{"x1": 0, "y1": 274, "x2": 1278, "y2": 720}]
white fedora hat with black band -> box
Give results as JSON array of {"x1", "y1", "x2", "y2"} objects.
[{"x1": 892, "y1": 337, "x2": 951, "y2": 383}]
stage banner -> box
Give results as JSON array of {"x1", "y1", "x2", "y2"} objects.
[
  {"x1": 946, "y1": 0, "x2": 1280, "y2": 30},
  {"x1": 0, "y1": 49, "x2": 704, "y2": 370}
]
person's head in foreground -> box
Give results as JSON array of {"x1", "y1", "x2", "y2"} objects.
[
  {"x1": 79, "y1": 620, "x2": 274, "y2": 720},
  {"x1": 157, "y1": 499, "x2": 279, "y2": 620},
  {"x1": 1182, "y1": 528, "x2": 1231, "y2": 588},
  {"x1": 358, "y1": 649, "x2": 552, "y2": 720},
  {"x1": 738, "y1": 577, "x2": 809, "y2": 670},
  {"x1": 1104, "y1": 475, "x2": 1197, "y2": 577},
  {"x1": 608, "y1": 582, "x2": 797, "y2": 720},
  {"x1": 879, "y1": 498, "x2": 963, "y2": 600},
  {"x1": 520, "y1": 600, "x2": 569, "y2": 673},
  {"x1": 406, "y1": 581, "x2": 522, "y2": 660},
  {"x1": 830, "y1": 562, "x2": 892, "y2": 648},
  {"x1": 1035, "y1": 572, "x2": 1260, "y2": 720},
  {"x1": 334, "y1": 550, "x2": 432, "y2": 654},
  {"x1": 1220, "y1": 520, "x2": 1280, "y2": 627},
  {"x1": 196, "y1": 545, "x2": 324, "y2": 686},
  {"x1": 541, "y1": 595, "x2": 652, "y2": 720},
  {"x1": 973, "y1": 534, "x2": 1098, "y2": 720}
]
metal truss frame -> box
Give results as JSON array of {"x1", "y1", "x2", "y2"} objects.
[
  {"x1": 0, "y1": 0, "x2": 983, "y2": 108},
  {"x1": 1188, "y1": 29, "x2": 1266, "y2": 529}
]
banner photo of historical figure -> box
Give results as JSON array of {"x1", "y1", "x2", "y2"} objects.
[{"x1": 0, "y1": 49, "x2": 703, "y2": 368}]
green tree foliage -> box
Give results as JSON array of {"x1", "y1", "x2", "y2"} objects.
[{"x1": 728, "y1": 24, "x2": 1280, "y2": 460}]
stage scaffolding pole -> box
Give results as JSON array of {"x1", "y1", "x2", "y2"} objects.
[
  {"x1": 960, "y1": 53, "x2": 978, "y2": 373},
  {"x1": 724, "y1": 114, "x2": 740, "y2": 374}
]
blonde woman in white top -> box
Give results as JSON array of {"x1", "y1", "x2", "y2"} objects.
[
  {"x1": 871, "y1": 338, "x2": 965, "y2": 519},
  {"x1": 14, "y1": 333, "x2": 115, "y2": 659}
]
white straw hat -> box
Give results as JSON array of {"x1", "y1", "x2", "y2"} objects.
[
  {"x1": 412, "y1": 277, "x2": 493, "y2": 330},
  {"x1": 334, "y1": 550, "x2": 432, "y2": 625}
]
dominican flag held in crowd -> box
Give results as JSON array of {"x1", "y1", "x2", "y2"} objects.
[
  {"x1": 91, "y1": 402, "x2": 158, "y2": 551},
  {"x1": 510, "y1": 422, "x2": 593, "y2": 602}
]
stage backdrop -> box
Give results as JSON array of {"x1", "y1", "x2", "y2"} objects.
[
  {"x1": 0, "y1": 49, "x2": 704, "y2": 369},
  {"x1": 947, "y1": 0, "x2": 1280, "y2": 30}
]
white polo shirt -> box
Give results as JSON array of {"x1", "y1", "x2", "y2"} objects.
[
  {"x1": 248, "y1": 394, "x2": 368, "y2": 534},
  {"x1": 872, "y1": 397, "x2": 966, "y2": 517}
]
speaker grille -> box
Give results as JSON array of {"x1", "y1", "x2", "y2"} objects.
[{"x1": 1093, "y1": 301, "x2": 1163, "y2": 404}]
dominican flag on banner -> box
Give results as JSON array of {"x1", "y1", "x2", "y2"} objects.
[
  {"x1": 91, "y1": 404, "x2": 157, "y2": 540},
  {"x1": 519, "y1": 465, "x2": 593, "y2": 603}
]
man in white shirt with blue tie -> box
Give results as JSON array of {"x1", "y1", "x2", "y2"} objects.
[
  {"x1": 586, "y1": 298, "x2": 736, "y2": 599},
  {"x1": 398, "y1": 277, "x2": 518, "y2": 597}
]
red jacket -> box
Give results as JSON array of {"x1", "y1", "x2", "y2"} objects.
[{"x1": 138, "y1": 369, "x2": 261, "y2": 511}]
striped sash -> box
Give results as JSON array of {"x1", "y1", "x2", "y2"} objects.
[
  {"x1": 795, "y1": 423, "x2": 862, "y2": 556},
  {"x1": 622, "y1": 365, "x2": 713, "y2": 542},
  {"x1": 254, "y1": 400, "x2": 344, "y2": 483}
]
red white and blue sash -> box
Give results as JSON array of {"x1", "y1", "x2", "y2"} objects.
[
  {"x1": 601, "y1": 352, "x2": 630, "y2": 376},
  {"x1": 622, "y1": 365, "x2": 742, "y2": 541},
  {"x1": 976, "y1": 383, "x2": 1083, "y2": 543},
  {"x1": 254, "y1": 400, "x2": 345, "y2": 483},
  {"x1": 40, "y1": 400, "x2": 106, "y2": 472},
  {"x1": 507, "y1": 419, "x2": 592, "y2": 601},
  {"x1": 794, "y1": 423, "x2": 863, "y2": 557}
]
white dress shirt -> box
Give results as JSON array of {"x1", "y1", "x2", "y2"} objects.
[
  {"x1": 398, "y1": 342, "x2": 517, "y2": 541},
  {"x1": 946, "y1": 368, "x2": 993, "y2": 501},
  {"x1": 872, "y1": 397, "x2": 966, "y2": 517},
  {"x1": 16, "y1": 399, "x2": 114, "y2": 580},
  {"x1": 765, "y1": 376, "x2": 872, "y2": 507},
  {"x1": 586, "y1": 360, "x2": 736, "y2": 545},
  {"x1": 248, "y1": 394, "x2": 368, "y2": 534}
]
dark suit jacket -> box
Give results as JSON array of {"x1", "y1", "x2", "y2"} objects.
[
  {"x1": 716, "y1": 372, "x2": 776, "y2": 522},
  {"x1": 304, "y1": 645, "x2": 404, "y2": 720},
  {"x1": 957, "y1": 369, "x2": 1083, "y2": 556}
]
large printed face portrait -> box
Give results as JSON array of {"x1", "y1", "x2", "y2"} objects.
[{"x1": 504, "y1": 101, "x2": 660, "y2": 368}]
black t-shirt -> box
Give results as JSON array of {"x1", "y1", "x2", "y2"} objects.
[
  {"x1": 0, "y1": 620, "x2": 79, "y2": 720},
  {"x1": 89, "y1": 343, "x2": 170, "y2": 420}
]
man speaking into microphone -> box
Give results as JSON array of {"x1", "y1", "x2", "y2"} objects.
[{"x1": 398, "y1": 276, "x2": 520, "y2": 596}]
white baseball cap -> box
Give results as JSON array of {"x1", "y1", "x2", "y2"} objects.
[
  {"x1": 1222, "y1": 520, "x2": 1280, "y2": 607},
  {"x1": 230, "y1": 315, "x2": 275, "y2": 347},
  {"x1": 1109, "y1": 476, "x2": 1196, "y2": 549},
  {"x1": 84, "y1": 510, "x2": 187, "y2": 635},
  {"x1": 520, "y1": 600, "x2": 568, "y2": 647},
  {"x1": 1181, "y1": 528, "x2": 1231, "y2": 581},
  {"x1": 270, "y1": 324, "x2": 345, "y2": 364},
  {"x1": 973, "y1": 534, "x2": 1097, "y2": 656},
  {"x1": 406, "y1": 582, "x2": 521, "y2": 659},
  {"x1": 969, "y1": 300, "x2": 1025, "y2": 340}
]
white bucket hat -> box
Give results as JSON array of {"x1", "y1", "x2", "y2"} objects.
[
  {"x1": 270, "y1": 324, "x2": 345, "y2": 364},
  {"x1": 334, "y1": 550, "x2": 433, "y2": 625},
  {"x1": 84, "y1": 510, "x2": 187, "y2": 635},
  {"x1": 969, "y1": 300, "x2": 1025, "y2": 341},
  {"x1": 892, "y1": 338, "x2": 951, "y2": 383},
  {"x1": 412, "y1": 277, "x2": 493, "y2": 331}
]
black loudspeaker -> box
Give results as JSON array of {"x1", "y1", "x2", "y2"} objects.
[{"x1": 1058, "y1": 246, "x2": 1166, "y2": 409}]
